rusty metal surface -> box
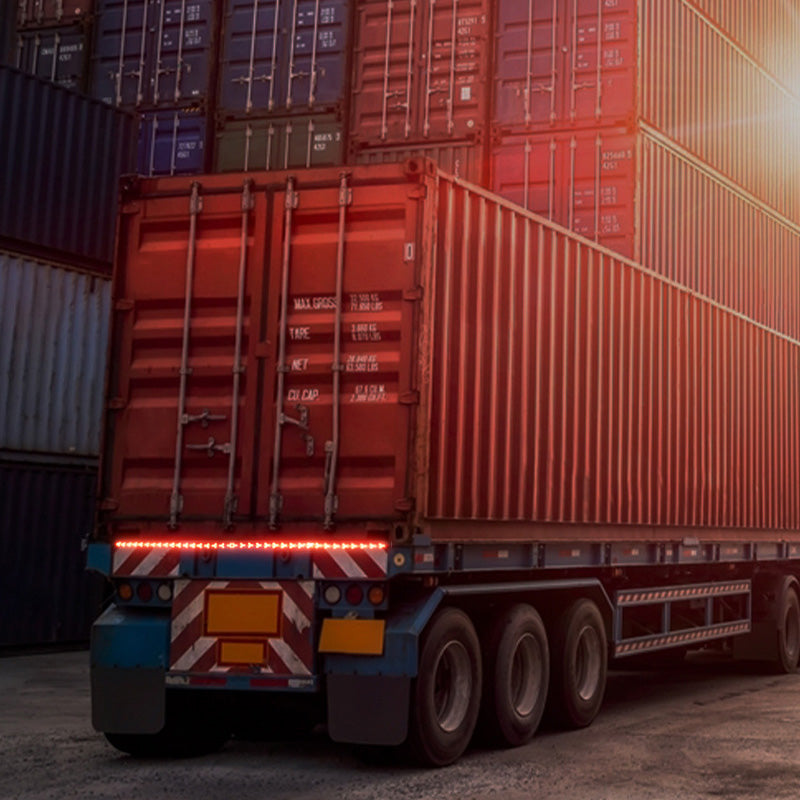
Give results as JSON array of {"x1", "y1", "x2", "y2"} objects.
[
  {"x1": 350, "y1": 0, "x2": 490, "y2": 146},
  {"x1": 17, "y1": 0, "x2": 90, "y2": 27}
]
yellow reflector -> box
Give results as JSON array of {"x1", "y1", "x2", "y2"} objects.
[
  {"x1": 219, "y1": 640, "x2": 267, "y2": 666},
  {"x1": 318, "y1": 618, "x2": 385, "y2": 655},
  {"x1": 205, "y1": 591, "x2": 281, "y2": 637}
]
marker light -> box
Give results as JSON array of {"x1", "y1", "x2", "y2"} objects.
[
  {"x1": 117, "y1": 583, "x2": 133, "y2": 601},
  {"x1": 368, "y1": 585, "x2": 386, "y2": 606},
  {"x1": 345, "y1": 583, "x2": 364, "y2": 606},
  {"x1": 157, "y1": 582, "x2": 173, "y2": 602},
  {"x1": 115, "y1": 540, "x2": 387, "y2": 552},
  {"x1": 323, "y1": 584, "x2": 342, "y2": 605}
]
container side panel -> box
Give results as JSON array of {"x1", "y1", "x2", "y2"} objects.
[
  {"x1": 0, "y1": 65, "x2": 136, "y2": 267},
  {"x1": 427, "y1": 176, "x2": 800, "y2": 535},
  {"x1": 15, "y1": 25, "x2": 89, "y2": 92},
  {"x1": 0, "y1": 255, "x2": 111, "y2": 457},
  {"x1": 0, "y1": 461, "x2": 102, "y2": 646}
]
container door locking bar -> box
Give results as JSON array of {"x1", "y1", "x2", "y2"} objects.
[
  {"x1": 323, "y1": 174, "x2": 351, "y2": 529},
  {"x1": 169, "y1": 181, "x2": 202, "y2": 528},
  {"x1": 269, "y1": 177, "x2": 299, "y2": 528}
]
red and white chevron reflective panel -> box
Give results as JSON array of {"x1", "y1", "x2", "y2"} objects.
[
  {"x1": 169, "y1": 580, "x2": 315, "y2": 676},
  {"x1": 113, "y1": 546, "x2": 180, "y2": 578},
  {"x1": 311, "y1": 548, "x2": 388, "y2": 579}
]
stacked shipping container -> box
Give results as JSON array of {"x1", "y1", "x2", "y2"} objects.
[{"x1": 0, "y1": 67, "x2": 134, "y2": 646}]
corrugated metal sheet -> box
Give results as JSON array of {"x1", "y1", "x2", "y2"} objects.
[
  {"x1": 17, "y1": 0, "x2": 92, "y2": 28},
  {"x1": 137, "y1": 107, "x2": 209, "y2": 176},
  {"x1": 91, "y1": 0, "x2": 217, "y2": 109},
  {"x1": 350, "y1": 0, "x2": 491, "y2": 146},
  {"x1": 218, "y1": 0, "x2": 353, "y2": 117},
  {"x1": 0, "y1": 65, "x2": 136, "y2": 269},
  {"x1": 0, "y1": 253, "x2": 111, "y2": 457},
  {"x1": 214, "y1": 115, "x2": 345, "y2": 171},
  {"x1": 0, "y1": 460, "x2": 103, "y2": 647},
  {"x1": 14, "y1": 24, "x2": 90, "y2": 92}
]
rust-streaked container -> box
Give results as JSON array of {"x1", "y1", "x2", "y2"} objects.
[
  {"x1": 100, "y1": 162, "x2": 800, "y2": 544},
  {"x1": 492, "y1": 124, "x2": 800, "y2": 341},
  {"x1": 17, "y1": 0, "x2": 91, "y2": 28},
  {"x1": 349, "y1": 0, "x2": 490, "y2": 147}
]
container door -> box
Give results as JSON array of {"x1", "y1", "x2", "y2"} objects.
[
  {"x1": 258, "y1": 172, "x2": 422, "y2": 526},
  {"x1": 107, "y1": 180, "x2": 268, "y2": 524}
]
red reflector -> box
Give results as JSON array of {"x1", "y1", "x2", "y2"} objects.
[
  {"x1": 345, "y1": 583, "x2": 364, "y2": 605},
  {"x1": 188, "y1": 677, "x2": 227, "y2": 686},
  {"x1": 136, "y1": 582, "x2": 153, "y2": 602}
]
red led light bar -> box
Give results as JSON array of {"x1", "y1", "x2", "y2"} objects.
[{"x1": 114, "y1": 540, "x2": 388, "y2": 552}]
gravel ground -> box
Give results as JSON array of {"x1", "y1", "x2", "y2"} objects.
[{"x1": 3, "y1": 651, "x2": 800, "y2": 799}]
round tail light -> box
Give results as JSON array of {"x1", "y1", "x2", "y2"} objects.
[
  {"x1": 136, "y1": 581, "x2": 153, "y2": 602},
  {"x1": 345, "y1": 583, "x2": 364, "y2": 606}
]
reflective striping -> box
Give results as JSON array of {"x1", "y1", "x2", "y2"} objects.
[
  {"x1": 615, "y1": 622, "x2": 750, "y2": 655},
  {"x1": 617, "y1": 581, "x2": 750, "y2": 606},
  {"x1": 113, "y1": 547, "x2": 180, "y2": 578},
  {"x1": 312, "y1": 548, "x2": 388, "y2": 579},
  {"x1": 169, "y1": 579, "x2": 315, "y2": 678}
]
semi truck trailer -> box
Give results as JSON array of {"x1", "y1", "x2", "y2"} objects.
[{"x1": 89, "y1": 161, "x2": 800, "y2": 765}]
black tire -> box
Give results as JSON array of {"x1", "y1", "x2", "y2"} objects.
[
  {"x1": 408, "y1": 607, "x2": 482, "y2": 767},
  {"x1": 775, "y1": 580, "x2": 800, "y2": 674},
  {"x1": 547, "y1": 598, "x2": 607, "y2": 729},
  {"x1": 480, "y1": 604, "x2": 549, "y2": 747}
]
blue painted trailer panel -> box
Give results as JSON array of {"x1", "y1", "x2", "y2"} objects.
[
  {"x1": 218, "y1": 0, "x2": 351, "y2": 116},
  {"x1": 137, "y1": 108, "x2": 208, "y2": 175}
]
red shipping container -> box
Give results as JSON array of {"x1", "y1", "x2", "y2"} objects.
[
  {"x1": 492, "y1": 124, "x2": 800, "y2": 342},
  {"x1": 17, "y1": 0, "x2": 90, "y2": 27},
  {"x1": 101, "y1": 163, "x2": 800, "y2": 543},
  {"x1": 492, "y1": 127, "x2": 636, "y2": 259},
  {"x1": 349, "y1": 0, "x2": 491, "y2": 146}
]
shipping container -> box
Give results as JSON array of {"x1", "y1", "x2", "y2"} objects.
[
  {"x1": 0, "y1": 65, "x2": 136, "y2": 268},
  {"x1": 352, "y1": 138, "x2": 486, "y2": 183},
  {"x1": 91, "y1": 163, "x2": 800, "y2": 767},
  {"x1": 1, "y1": 2, "x2": 15, "y2": 66},
  {"x1": 214, "y1": 115, "x2": 345, "y2": 172},
  {"x1": 17, "y1": 0, "x2": 91, "y2": 28},
  {"x1": 137, "y1": 107, "x2": 209, "y2": 176},
  {"x1": 350, "y1": 0, "x2": 491, "y2": 146},
  {"x1": 91, "y1": 0, "x2": 217, "y2": 109},
  {"x1": 492, "y1": 0, "x2": 800, "y2": 227},
  {"x1": 0, "y1": 253, "x2": 111, "y2": 458},
  {"x1": 1, "y1": 459, "x2": 103, "y2": 647},
  {"x1": 687, "y1": 0, "x2": 800, "y2": 92},
  {"x1": 15, "y1": 24, "x2": 89, "y2": 92},
  {"x1": 491, "y1": 123, "x2": 800, "y2": 341},
  {"x1": 218, "y1": 0, "x2": 352, "y2": 118}
]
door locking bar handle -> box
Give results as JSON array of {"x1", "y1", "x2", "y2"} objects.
[
  {"x1": 186, "y1": 437, "x2": 232, "y2": 458},
  {"x1": 181, "y1": 409, "x2": 227, "y2": 428}
]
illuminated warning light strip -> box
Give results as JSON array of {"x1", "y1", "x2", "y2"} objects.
[
  {"x1": 617, "y1": 581, "x2": 750, "y2": 607},
  {"x1": 114, "y1": 540, "x2": 388, "y2": 552},
  {"x1": 614, "y1": 622, "x2": 751, "y2": 655}
]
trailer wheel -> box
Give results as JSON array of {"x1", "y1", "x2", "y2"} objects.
[
  {"x1": 547, "y1": 598, "x2": 607, "y2": 729},
  {"x1": 775, "y1": 580, "x2": 800, "y2": 673},
  {"x1": 408, "y1": 607, "x2": 481, "y2": 766},
  {"x1": 480, "y1": 604, "x2": 549, "y2": 747}
]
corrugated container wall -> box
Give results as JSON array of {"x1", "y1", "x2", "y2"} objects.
[
  {"x1": 490, "y1": 0, "x2": 800, "y2": 228},
  {"x1": 17, "y1": 0, "x2": 92, "y2": 28},
  {"x1": 0, "y1": 66, "x2": 136, "y2": 269},
  {"x1": 687, "y1": 0, "x2": 800, "y2": 92},
  {"x1": 350, "y1": 0, "x2": 491, "y2": 146},
  {"x1": 0, "y1": 254, "x2": 111, "y2": 458},
  {"x1": 0, "y1": 461, "x2": 103, "y2": 646},
  {"x1": 91, "y1": 0, "x2": 217, "y2": 109},
  {"x1": 217, "y1": 0, "x2": 353, "y2": 117}
]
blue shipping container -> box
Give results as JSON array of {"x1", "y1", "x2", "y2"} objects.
[
  {"x1": 91, "y1": 0, "x2": 216, "y2": 108},
  {"x1": 137, "y1": 108, "x2": 208, "y2": 175},
  {"x1": 15, "y1": 25, "x2": 89, "y2": 92},
  {"x1": 0, "y1": 253, "x2": 111, "y2": 458},
  {"x1": 218, "y1": 0, "x2": 351, "y2": 116},
  {"x1": 0, "y1": 65, "x2": 136, "y2": 267}
]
